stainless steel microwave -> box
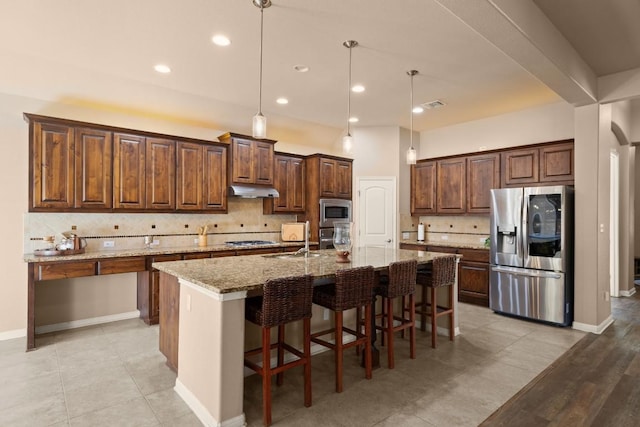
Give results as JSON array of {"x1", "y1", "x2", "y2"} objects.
[{"x1": 319, "y1": 198, "x2": 352, "y2": 228}]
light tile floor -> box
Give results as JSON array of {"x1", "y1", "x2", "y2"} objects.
[{"x1": 0, "y1": 303, "x2": 587, "y2": 426}]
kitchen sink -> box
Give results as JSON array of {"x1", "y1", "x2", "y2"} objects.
[{"x1": 262, "y1": 252, "x2": 322, "y2": 259}]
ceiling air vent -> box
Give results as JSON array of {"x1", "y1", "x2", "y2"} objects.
[{"x1": 420, "y1": 99, "x2": 446, "y2": 110}]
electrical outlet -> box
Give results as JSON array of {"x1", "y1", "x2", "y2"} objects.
[
  {"x1": 479, "y1": 237, "x2": 486, "y2": 243},
  {"x1": 441, "y1": 235, "x2": 449, "y2": 240},
  {"x1": 152, "y1": 239, "x2": 160, "y2": 246},
  {"x1": 103, "y1": 241, "x2": 115, "y2": 248},
  {"x1": 323, "y1": 308, "x2": 329, "y2": 320}
]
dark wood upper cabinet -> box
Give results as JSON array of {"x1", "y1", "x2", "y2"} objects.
[
  {"x1": 113, "y1": 133, "x2": 146, "y2": 210},
  {"x1": 219, "y1": 132, "x2": 275, "y2": 186},
  {"x1": 176, "y1": 141, "x2": 227, "y2": 211},
  {"x1": 411, "y1": 161, "x2": 436, "y2": 215},
  {"x1": 30, "y1": 121, "x2": 75, "y2": 210},
  {"x1": 437, "y1": 158, "x2": 466, "y2": 214},
  {"x1": 501, "y1": 147, "x2": 539, "y2": 187},
  {"x1": 540, "y1": 142, "x2": 574, "y2": 183},
  {"x1": 74, "y1": 128, "x2": 112, "y2": 209},
  {"x1": 264, "y1": 153, "x2": 305, "y2": 214},
  {"x1": 145, "y1": 138, "x2": 175, "y2": 210},
  {"x1": 466, "y1": 153, "x2": 500, "y2": 214},
  {"x1": 307, "y1": 154, "x2": 353, "y2": 200},
  {"x1": 203, "y1": 144, "x2": 227, "y2": 211}
]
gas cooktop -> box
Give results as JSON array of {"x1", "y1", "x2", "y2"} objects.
[{"x1": 225, "y1": 240, "x2": 278, "y2": 247}]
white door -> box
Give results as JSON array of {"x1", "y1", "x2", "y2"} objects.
[
  {"x1": 357, "y1": 177, "x2": 396, "y2": 248},
  {"x1": 610, "y1": 150, "x2": 620, "y2": 298}
]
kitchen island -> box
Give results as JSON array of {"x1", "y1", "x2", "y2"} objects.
[{"x1": 153, "y1": 247, "x2": 459, "y2": 427}]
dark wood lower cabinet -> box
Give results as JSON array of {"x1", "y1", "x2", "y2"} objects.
[
  {"x1": 159, "y1": 272, "x2": 180, "y2": 372},
  {"x1": 137, "y1": 254, "x2": 182, "y2": 325},
  {"x1": 400, "y1": 243, "x2": 489, "y2": 307}
]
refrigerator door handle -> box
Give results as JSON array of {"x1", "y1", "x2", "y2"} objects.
[{"x1": 491, "y1": 266, "x2": 562, "y2": 280}]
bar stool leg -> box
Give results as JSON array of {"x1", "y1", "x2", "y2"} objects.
[
  {"x1": 431, "y1": 287, "x2": 438, "y2": 349},
  {"x1": 262, "y1": 326, "x2": 272, "y2": 426},
  {"x1": 277, "y1": 324, "x2": 285, "y2": 386},
  {"x1": 355, "y1": 306, "x2": 362, "y2": 356},
  {"x1": 409, "y1": 293, "x2": 416, "y2": 359},
  {"x1": 335, "y1": 311, "x2": 344, "y2": 393},
  {"x1": 364, "y1": 303, "x2": 372, "y2": 379},
  {"x1": 303, "y1": 317, "x2": 312, "y2": 407},
  {"x1": 386, "y1": 296, "x2": 394, "y2": 369},
  {"x1": 420, "y1": 285, "x2": 427, "y2": 332},
  {"x1": 449, "y1": 284, "x2": 455, "y2": 341}
]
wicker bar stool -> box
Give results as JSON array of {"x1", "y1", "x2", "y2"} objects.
[
  {"x1": 414, "y1": 255, "x2": 457, "y2": 348},
  {"x1": 311, "y1": 265, "x2": 375, "y2": 393},
  {"x1": 244, "y1": 274, "x2": 314, "y2": 426},
  {"x1": 375, "y1": 259, "x2": 417, "y2": 368}
]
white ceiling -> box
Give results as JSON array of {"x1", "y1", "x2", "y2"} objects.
[{"x1": 0, "y1": 0, "x2": 637, "y2": 135}]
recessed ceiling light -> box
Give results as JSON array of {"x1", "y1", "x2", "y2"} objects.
[
  {"x1": 212, "y1": 35, "x2": 231, "y2": 46},
  {"x1": 293, "y1": 64, "x2": 309, "y2": 73},
  {"x1": 349, "y1": 117, "x2": 359, "y2": 123},
  {"x1": 421, "y1": 99, "x2": 446, "y2": 109},
  {"x1": 276, "y1": 97, "x2": 289, "y2": 105},
  {"x1": 412, "y1": 106, "x2": 424, "y2": 114},
  {"x1": 154, "y1": 64, "x2": 171, "y2": 74},
  {"x1": 351, "y1": 85, "x2": 365, "y2": 93}
]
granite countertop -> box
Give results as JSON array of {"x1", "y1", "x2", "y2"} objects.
[
  {"x1": 153, "y1": 247, "x2": 458, "y2": 295},
  {"x1": 400, "y1": 239, "x2": 489, "y2": 250},
  {"x1": 23, "y1": 241, "x2": 315, "y2": 263}
]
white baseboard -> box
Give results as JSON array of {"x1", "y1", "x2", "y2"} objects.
[
  {"x1": 174, "y1": 378, "x2": 245, "y2": 427},
  {"x1": 573, "y1": 315, "x2": 614, "y2": 334},
  {"x1": 34, "y1": 310, "x2": 141, "y2": 335},
  {"x1": 0, "y1": 328, "x2": 27, "y2": 341},
  {"x1": 619, "y1": 287, "x2": 637, "y2": 297}
]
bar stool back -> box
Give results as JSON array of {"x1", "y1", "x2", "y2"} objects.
[
  {"x1": 244, "y1": 274, "x2": 314, "y2": 426},
  {"x1": 415, "y1": 255, "x2": 457, "y2": 348},
  {"x1": 311, "y1": 265, "x2": 375, "y2": 392}
]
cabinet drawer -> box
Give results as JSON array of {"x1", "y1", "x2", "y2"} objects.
[
  {"x1": 37, "y1": 261, "x2": 96, "y2": 280},
  {"x1": 183, "y1": 252, "x2": 212, "y2": 260},
  {"x1": 425, "y1": 245, "x2": 458, "y2": 254},
  {"x1": 236, "y1": 248, "x2": 282, "y2": 256},
  {"x1": 457, "y1": 249, "x2": 489, "y2": 263},
  {"x1": 98, "y1": 257, "x2": 146, "y2": 275},
  {"x1": 400, "y1": 243, "x2": 428, "y2": 251}
]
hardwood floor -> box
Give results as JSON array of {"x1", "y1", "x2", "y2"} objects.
[{"x1": 481, "y1": 286, "x2": 640, "y2": 427}]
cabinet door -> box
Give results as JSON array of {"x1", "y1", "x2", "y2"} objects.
[
  {"x1": 231, "y1": 139, "x2": 254, "y2": 183},
  {"x1": 319, "y1": 158, "x2": 337, "y2": 198},
  {"x1": 113, "y1": 133, "x2": 146, "y2": 210},
  {"x1": 203, "y1": 145, "x2": 227, "y2": 211},
  {"x1": 74, "y1": 128, "x2": 112, "y2": 209},
  {"x1": 254, "y1": 141, "x2": 274, "y2": 185},
  {"x1": 411, "y1": 161, "x2": 436, "y2": 214},
  {"x1": 146, "y1": 138, "x2": 175, "y2": 210},
  {"x1": 336, "y1": 160, "x2": 352, "y2": 199},
  {"x1": 289, "y1": 157, "x2": 306, "y2": 211},
  {"x1": 31, "y1": 122, "x2": 75, "y2": 210},
  {"x1": 437, "y1": 158, "x2": 466, "y2": 214},
  {"x1": 540, "y1": 142, "x2": 574, "y2": 183},
  {"x1": 466, "y1": 153, "x2": 500, "y2": 214},
  {"x1": 458, "y1": 261, "x2": 489, "y2": 306},
  {"x1": 176, "y1": 142, "x2": 203, "y2": 210},
  {"x1": 273, "y1": 155, "x2": 291, "y2": 211},
  {"x1": 501, "y1": 148, "x2": 539, "y2": 187}
]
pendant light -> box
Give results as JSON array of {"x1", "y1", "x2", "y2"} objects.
[
  {"x1": 342, "y1": 40, "x2": 358, "y2": 154},
  {"x1": 406, "y1": 70, "x2": 418, "y2": 165},
  {"x1": 252, "y1": 0, "x2": 271, "y2": 139}
]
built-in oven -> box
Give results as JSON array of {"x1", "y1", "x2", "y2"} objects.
[
  {"x1": 319, "y1": 198, "x2": 352, "y2": 228},
  {"x1": 319, "y1": 198, "x2": 352, "y2": 249}
]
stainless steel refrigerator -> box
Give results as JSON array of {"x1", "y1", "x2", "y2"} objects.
[{"x1": 489, "y1": 186, "x2": 574, "y2": 326}]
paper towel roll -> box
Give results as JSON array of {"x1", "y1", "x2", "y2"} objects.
[{"x1": 417, "y1": 223, "x2": 425, "y2": 241}]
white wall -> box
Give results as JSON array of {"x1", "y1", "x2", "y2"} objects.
[{"x1": 419, "y1": 101, "x2": 574, "y2": 158}]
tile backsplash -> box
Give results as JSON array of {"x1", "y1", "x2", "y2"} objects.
[
  {"x1": 24, "y1": 198, "x2": 298, "y2": 253},
  {"x1": 402, "y1": 214, "x2": 490, "y2": 246}
]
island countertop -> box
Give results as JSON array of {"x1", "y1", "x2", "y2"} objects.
[{"x1": 152, "y1": 247, "x2": 457, "y2": 295}]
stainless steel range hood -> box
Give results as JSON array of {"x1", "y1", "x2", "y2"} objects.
[{"x1": 229, "y1": 184, "x2": 280, "y2": 198}]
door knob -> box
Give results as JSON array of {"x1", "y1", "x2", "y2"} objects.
[{"x1": 386, "y1": 239, "x2": 392, "y2": 243}]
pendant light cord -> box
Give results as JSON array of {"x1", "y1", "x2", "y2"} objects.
[
  {"x1": 346, "y1": 43, "x2": 352, "y2": 136},
  {"x1": 258, "y1": 2, "x2": 264, "y2": 115},
  {"x1": 410, "y1": 71, "x2": 413, "y2": 149}
]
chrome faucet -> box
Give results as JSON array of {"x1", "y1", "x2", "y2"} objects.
[{"x1": 294, "y1": 221, "x2": 310, "y2": 257}]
